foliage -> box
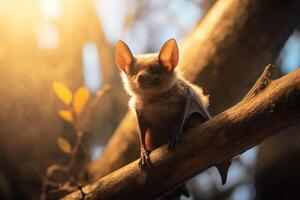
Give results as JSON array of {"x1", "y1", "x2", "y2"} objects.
[
  {"x1": 57, "y1": 137, "x2": 72, "y2": 154},
  {"x1": 40, "y1": 82, "x2": 109, "y2": 200}
]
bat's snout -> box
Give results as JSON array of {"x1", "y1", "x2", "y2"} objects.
[{"x1": 137, "y1": 73, "x2": 153, "y2": 86}]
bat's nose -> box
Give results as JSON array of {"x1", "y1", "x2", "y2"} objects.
[{"x1": 137, "y1": 73, "x2": 152, "y2": 84}]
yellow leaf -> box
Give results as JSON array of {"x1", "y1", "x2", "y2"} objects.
[
  {"x1": 57, "y1": 137, "x2": 72, "y2": 153},
  {"x1": 53, "y1": 81, "x2": 72, "y2": 105},
  {"x1": 73, "y1": 87, "x2": 89, "y2": 115},
  {"x1": 58, "y1": 110, "x2": 73, "y2": 123}
]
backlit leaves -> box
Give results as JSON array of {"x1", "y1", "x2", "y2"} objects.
[
  {"x1": 57, "y1": 137, "x2": 72, "y2": 153},
  {"x1": 73, "y1": 87, "x2": 89, "y2": 115},
  {"x1": 58, "y1": 110, "x2": 74, "y2": 123},
  {"x1": 53, "y1": 82, "x2": 72, "y2": 105}
]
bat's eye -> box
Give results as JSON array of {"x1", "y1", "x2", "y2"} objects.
[
  {"x1": 149, "y1": 67, "x2": 161, "y2": 74},
  {"x1": 132, "y1": 68, "x2": 138, "y2": 75}
]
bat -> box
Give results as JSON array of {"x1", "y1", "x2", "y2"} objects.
[{"x1": 115, "y1": 38, "x2": 231, "y2": 198}]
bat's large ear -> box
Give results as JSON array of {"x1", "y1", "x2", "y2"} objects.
[
  {"x1": 115, "y1": 40, "x2": 134, "y2": 73},
  {"x1": 158, "y1": 38, "x2": 179, "y2": 71}
]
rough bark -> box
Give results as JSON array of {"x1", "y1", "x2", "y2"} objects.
[
  {"x1": 89, "y1": 0, "x2": 300, "y2": 179},
  {"x1": 64, "y1": 68, "x2": 300, "y2": 200}
]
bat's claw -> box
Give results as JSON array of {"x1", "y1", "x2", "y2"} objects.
[{"x1": 138, "y1": 148, "x2": 152, "y2": 170}]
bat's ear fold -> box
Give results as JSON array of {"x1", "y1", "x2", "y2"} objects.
[
  {"x1": 115, "y1": 40, "x2": 134, "y2": 73},
  {"x1": 158, "y1": 38, "x2": 179, "y2": 71}
]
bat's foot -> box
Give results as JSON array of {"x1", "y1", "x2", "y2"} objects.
[
  {"x1": 138, "y1": 148, "x2": 152, "y2": 170},
  {"x1": 168, "y1": 134, "x2": 180, "y2": 150}
]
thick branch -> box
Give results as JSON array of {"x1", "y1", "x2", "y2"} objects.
[
  {"x1": 89, "y1": 0, "x2": 300, "y2": 179},
  {"x1": 64, "y1": 68, "x2": 300, "y2": 200}
]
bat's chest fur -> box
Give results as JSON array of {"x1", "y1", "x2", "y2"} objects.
[
  {"x1": 135, "y1": 82, "x2": 188, "y2": 149},
  {"x1": 143, "y1": 98, "x2": 183, "y2": 124},
  {"x1": 139, "y1": 83, "x2": 187, "y2": 124},
  {"x1": 142, "y1": 98, "x2": 185, "y2": 149}
]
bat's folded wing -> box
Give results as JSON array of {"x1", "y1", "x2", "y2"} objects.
[{"x1": 179, "y1": 88, "x2": 231, "y2": 185}]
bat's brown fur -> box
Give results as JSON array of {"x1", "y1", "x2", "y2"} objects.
[
  {"x1": 116, "y1": 39, "x2": 230, "y2": 196},
  {"x1": 122, "y1": 69, "x2": 209, "y2": 150},
  {"x1": 116, "y1": 39, "x2": 209, "y2": 152}
]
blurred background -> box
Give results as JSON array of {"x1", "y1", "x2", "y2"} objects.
[{"x1": 0, "y1": 0, "x2": 299, "y2": 200}]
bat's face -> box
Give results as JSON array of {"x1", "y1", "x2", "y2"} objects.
[
  {"x1": 115, "y1": 39, "x2": 179, "y2": 96},
  {"x1": 125, "y1": 54, "x2": 175, "y2": 92}
]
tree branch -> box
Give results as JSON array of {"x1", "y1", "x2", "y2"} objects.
[
  {"x1": 63, "y1": 67, "x2": 300, "y2": 200},
  {"x1": 241, "y1": 64, "x2": 274, "y2": 103},
  {"x1": 89, "y1": 0, "x2": 300, "y2": 179}
]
